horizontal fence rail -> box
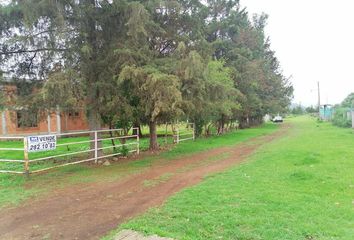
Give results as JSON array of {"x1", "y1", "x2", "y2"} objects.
[
  {"x1": 0, "y1": 136, "x2": 26, "y2": 174},
  {"x1": 173, "y1": 123, "x2": 195, "y2": 144},
  {"x1": 0, "y1": 128, "x2": 140, "y2": 175}
]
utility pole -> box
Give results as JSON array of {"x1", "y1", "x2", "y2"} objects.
[{"x1": 317, "y1": 81, "x2": 321, "y2": 119}]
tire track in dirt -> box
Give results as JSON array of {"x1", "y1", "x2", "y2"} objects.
[{"x1": 0, "y1": 126, "x2": 287, "y2": 240}]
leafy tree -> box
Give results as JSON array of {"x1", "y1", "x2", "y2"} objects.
[
  {"x1": 204, "y1": 7, "x2": 293, "y2": 127},
  {"x1": 341, "y1": 92, "x2": 354, "y2": 108},
  {"x1": 0, "y1": 0, "x2": 294, "y2": 152},
  {"x1": 291, "y1": 105, "x2": 305, "y2": 115},
  {"x1": 205, "y1": 60, "x2": 240, "y2": 134},
  {"x1": 305, "y1": 106, "x2": 317, "y2": 114},
  {"x1": 174, "y1": 45, "x2": 208, "y2": 136},
  {"x1": 0, "y1": 0, "x2": 151, "y2": 154},
  {"x1": 119, "y1": 66, "x2": 183, "y2": 150}
]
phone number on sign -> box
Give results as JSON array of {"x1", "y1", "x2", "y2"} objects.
[{"x1": 29, "y1": 142, "x2": 56, "y2": 152}]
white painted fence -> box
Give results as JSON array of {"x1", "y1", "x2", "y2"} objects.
[
  {"x1": 0, "y1": 136, "x2": 25, "y2": 174},
  {"x1": 0, "y1": 128, "x2": 139, "y2": 175},
  {"x1": 173, "y1": 123, "x2": 195, "y2": 144}
]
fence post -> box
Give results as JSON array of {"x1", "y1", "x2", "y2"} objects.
[
  {"x1": 165, "y1": 123, "x2": 168, "y2": 144},
  {"x1": 94, "y1": 131, "x2": 98, "y2": 163},
  {"x1": 193, "y1": 123, "x2": 195, "y2": 141},
  {"x1": 23, "y1": 137, "x2": 29, "y2": 177},
  {"x1": 176, "y1": 127, "x2": 179, "y2": 144},
  {"x1": 136, "y1": 129, "x2": 140, "y2": 155}
]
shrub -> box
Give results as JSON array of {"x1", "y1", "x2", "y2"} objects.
[
  {"x1": 332, "y1": 108, "x2": 351, "y2": 128},
  {"x1": 120, "y1": 145, "x2": 129, "y2": 157}
]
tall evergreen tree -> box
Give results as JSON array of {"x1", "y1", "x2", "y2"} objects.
[{"x1": 1, "y1": 0, "x2": 293, "y2": 151}]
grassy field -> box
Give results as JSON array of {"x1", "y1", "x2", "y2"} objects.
[
  {"x1": 0, "y1": 122, "x2": 277, "y2": 208},
  {"x1": 105, "y1": 116, "x2": 354, "y2": 240}
]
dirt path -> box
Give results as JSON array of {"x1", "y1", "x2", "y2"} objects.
[{"x1": 0, "y1": 127, "x2": 287, "y2": 240}]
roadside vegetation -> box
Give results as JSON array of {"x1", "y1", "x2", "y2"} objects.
[
  {"x1": 332, "y1": 93, "x2": 354, "y2": 128},
  {"x1": 105, "y1": 116, "x2": 354, "y2": 240},
  {"x1": 0, "y1": 122, "x2": 278, "y2": 209}
]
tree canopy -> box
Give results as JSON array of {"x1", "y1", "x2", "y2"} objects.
[
  {"x1": 341, "y1": 92, "x2": 354, "y2": 108},
  {"x1": 0, "y1": 0, "x2": 293, "y2": 150}
]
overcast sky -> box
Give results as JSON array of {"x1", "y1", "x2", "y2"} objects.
[
  {"x1": 241, "y1": 0, "x2": 354, "y2": 106},
  {"x1": 1, "y1": 1, "x2": 352, "y2": 106}
]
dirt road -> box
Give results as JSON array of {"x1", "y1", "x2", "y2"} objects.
[{"x1": 0, "y1": 128, "x2": 286, "y2": 240}]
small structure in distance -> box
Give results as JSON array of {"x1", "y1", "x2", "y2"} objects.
[{"x1": 319, "y1": 104, "x2": 333, "y2": 121}]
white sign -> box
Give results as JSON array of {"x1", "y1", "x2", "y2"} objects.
[{"x1": 27, "y1": 135, "x2": 57, "y2": 152}]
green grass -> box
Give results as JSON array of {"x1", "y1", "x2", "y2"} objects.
[
  {"x1": 161, "y1": 123, "x2": 277, "y2": 160},
  {"x1": 105, "y1": 116, "x2": 354, "y2": 240},
  {"x1": 0, "y1": 122, "x2": 278, "y2": 209}
]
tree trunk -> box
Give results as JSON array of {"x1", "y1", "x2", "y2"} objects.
[
  {"x1": 149, "y1": 120, "x2": 159, "y2": 151},
  {"x1": 138, "y1": 125, "x2": 143, "y2": 138},
  {"x1": 108, "y1": 122, "x2": 116, "y2": 152},
  {"x1": 133, "y1": 121, "x2": 143, "y2": 138},
  {"x1": 228, "y1": 120, "x2": 233, "y2": 131},
  {"x1": 220, "y1": 115, "x2": 225, "y2": 134},
  {"x1": 239, "y1": 114, "x2": 250, "y2": 129},
  {"x1": 205, "y1": 123, "x2": 211, "y2": 137},
  {"x1": 88, "y1": 109, "x2": 102, "y2": 159},
  {"x1": 165, "y1": 123, "x2": 168, "y2": 144}
]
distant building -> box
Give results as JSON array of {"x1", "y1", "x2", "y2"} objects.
[
  {"x1": 319, "y1": 104, "x2": 333, "y2": 121},
  {"x1": 0, "y1": 84, "x2": 89, "y2": 136}
]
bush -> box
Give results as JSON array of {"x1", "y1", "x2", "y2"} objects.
[
  {"x1": 120, "y1": 145, "x2": 129, "y2": 157},
  {"x1": 332, "y1": 108, "x2": 351, "y2": 128}
]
